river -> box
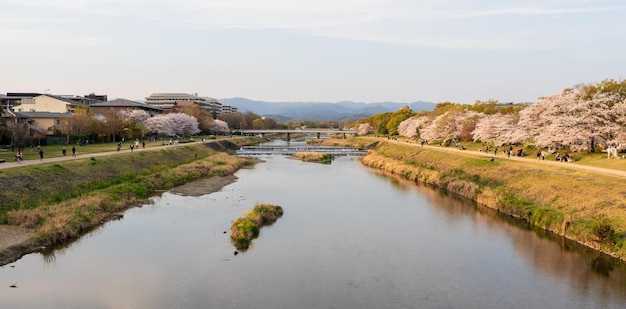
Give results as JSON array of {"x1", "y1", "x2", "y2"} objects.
[{"x1": 1, "y1": 142, "x2": 626, "y2": 308}]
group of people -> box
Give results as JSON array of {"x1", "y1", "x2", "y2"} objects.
[
  {"x1": 481, "y1": 144, "x2": 521, "y2": 158},
  {"x1": 14, "y1": 144, "x2": 76, "y2": 163},
  {"x1": 554, "y1": 152, "x2": 573, "y2": 162},
  {"x1": 117, "y1": 140, "x2": 146, "y2": 152},
  {"x1": 14, "y1": 144, "x2": 45, "y2": 162}
]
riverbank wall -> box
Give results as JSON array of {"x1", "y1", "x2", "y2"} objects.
[
  {"x1": 0, "y1": 137, "x2": 262, "y2": 265},
  {"x1": 358, "y1": 139, "x2": 626, "y2": 261}
]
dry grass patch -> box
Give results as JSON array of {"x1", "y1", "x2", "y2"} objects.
[{"x1": 294, "y1": 152, "x2": 334, "y2": 163}]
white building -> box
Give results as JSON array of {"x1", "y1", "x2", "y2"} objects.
[{"x1": 145, "y1": 93, "x2": 238, "y2": 117}]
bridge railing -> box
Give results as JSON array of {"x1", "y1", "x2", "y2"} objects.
[{"x1": 236, "y1": 146, "x2": 368, "y2": 156}]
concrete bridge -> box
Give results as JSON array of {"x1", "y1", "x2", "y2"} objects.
[
  {"x1": 232, "y1": 129, "x2": 357, "y2": 141},
  {"x1": 236, "y1": 145, "x2": 368, "y2": 156}
]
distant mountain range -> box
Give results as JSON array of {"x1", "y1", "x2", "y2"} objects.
[{"x1": 220, "y1": 98, "x2": 436, "y2": 121}]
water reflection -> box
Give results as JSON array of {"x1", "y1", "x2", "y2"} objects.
[
  {"x1": 1, "y1": 154, "x2": 626, "y2": 308},
  {"x1": 373, "y1": 167, "x2": 626, "y2": 304},
  {"x1": 39, "y1": 216, "x2": 123, "y2": 266}
]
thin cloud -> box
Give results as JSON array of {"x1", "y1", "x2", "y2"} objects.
[{"x1": 2, "y1": 0, "x2": 624, "y2": 51}]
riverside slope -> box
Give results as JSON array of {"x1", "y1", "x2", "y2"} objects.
[
  {"x1": 355, "y1": 138, "x2": 626, "y2": 261},
  {"x1": 0, "y1": 137, "x2": 262, "y2": 266}
]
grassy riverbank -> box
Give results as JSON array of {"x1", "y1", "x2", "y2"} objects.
[
  {"x1": 0, "y1": 137, "x2": 261, "y2": 264},
  {"x1": 339, "y1": 138, "x2": 626, "y2": 260}
]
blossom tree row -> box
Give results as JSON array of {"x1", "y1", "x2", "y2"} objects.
[{"x1": 354, "y1": 79, "x2": 626, "y2": 152}]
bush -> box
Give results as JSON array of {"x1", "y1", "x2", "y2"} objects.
[{"x1": 593, "y1": 223, "x2": 616, "y2": 244}]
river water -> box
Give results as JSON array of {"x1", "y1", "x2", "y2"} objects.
[{"x1": 1, "y1": 142, "x2": 626, "y2": 308}]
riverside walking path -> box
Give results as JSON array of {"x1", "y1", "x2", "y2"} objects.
[
  {"x1": 0, "y1": 141, "x2": 197, "y2": 170},
  {"x1": 382, "y1": 138, "x2": 626, "y2": 180}
]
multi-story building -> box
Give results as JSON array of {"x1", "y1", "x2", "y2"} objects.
[
  {"x1": 145, "y1": 93, "x2": 238, "y2": 117},
  {"x1": 222, "y1": 104, "x2": 238, "y2": 114},
  {"x1": 144, "y1": 93, "x2": 200, "y2": 110},
  {"x1": 0, "y1": 93, "x2": 40, "y2": 110},
  {"x1": 90, "y1": 99, "x2": 163, "y2": 117},
  {"x1": 15, "y1": 94, "x2": 105, "y2": 113}
]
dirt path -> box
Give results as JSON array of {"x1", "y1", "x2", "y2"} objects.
[{"x1": 391, "y1": 139, "x2": 626, "y2": 179}]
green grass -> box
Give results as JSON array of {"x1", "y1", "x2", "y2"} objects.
[
  {"x1": 0, "y1": 137, "x2": 261, "y2": 219},
  {"x1": 230, "y1": 203, "x2": 284, "y2": 251},
  {"x1": 0, "y1": 135, "x2": 231, "y2": 163},
  {"x1": 1, "y1": 139, "x2": 261, "y2": 248}
]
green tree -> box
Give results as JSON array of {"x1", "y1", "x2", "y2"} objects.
[{"x1": 386, "y1": 106, "x2": 416, "y2": 135}]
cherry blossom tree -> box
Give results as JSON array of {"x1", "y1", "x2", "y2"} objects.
[
  {"x1": 398, "y1": 116, "x2": 431, "y2": 138},
  {"x1": 210, "y1": 119, "x2": 230, "y2": 134},
  {"x1": 355, "y1": 123, "x2": 375, "y2": 136},
  {"x1": 472, "y1": 113, "x2": 519, "y2": 146},
  {"x1": 166, "y1": 113, "x2": 201, "y2": 136},
  {"x1": 143, "y1": 115, "x2": 174, "y2": 136},
  {"x1": 516, "y1": 90, "x2": 626, "y2": 151},
  {"x1": 123, "y1": 110, "x2": 151, "y2": 123},
  {"x1": 420, "y1": 110, "x2": 482, "y2": 143}
]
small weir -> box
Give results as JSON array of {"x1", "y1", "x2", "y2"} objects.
[{"x1": 236, "y1": 145, "x2": 368, "y2": 156}]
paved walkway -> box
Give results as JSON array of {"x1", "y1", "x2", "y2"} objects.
[{"x1": 0, "y1": 142, "x2": 192, "y2": 170}]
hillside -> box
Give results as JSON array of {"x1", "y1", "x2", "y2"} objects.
[{"x1": 221, "y1": 98, "x2": 436, "y2": 121}]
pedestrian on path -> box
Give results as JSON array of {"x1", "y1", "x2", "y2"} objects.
[
  {"x1": 72, "y1": 146, "x2": 76, "y2": 157},
  {"x1": 15, "y1": 150, "x2": 23, "y2": 163},
  {"x1": 39, "y1": 148, "x2": 44, "y2": 161},
  {"x1": 62, "y1": 147, "x2": 67, "y2": 156}
]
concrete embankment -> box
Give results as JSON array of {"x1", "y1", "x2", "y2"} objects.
[{"x1": 360, "y1": 140, "x2": 626, "y2": 261}]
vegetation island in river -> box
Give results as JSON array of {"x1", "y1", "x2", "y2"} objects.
[{"x1": 230, "y1": 203, "x2": 284, "y2": 251}]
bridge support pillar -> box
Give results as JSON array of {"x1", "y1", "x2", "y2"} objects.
[{"x1": 286, "y1": 133, "x2": 291, "y2": 141}]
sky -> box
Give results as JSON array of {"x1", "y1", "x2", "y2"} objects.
[{"x1": 1, "y1": 0, "x2": 625, "y2": 104}]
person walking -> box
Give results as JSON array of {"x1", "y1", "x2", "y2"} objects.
[
  {"x1": 72, "y1": 146, "x2": 76, "y2": 157},
  {"x1": 62, "y1": 147, "x2": 67, "y2": 156},
  {"x1": 39, "y1": 148, "x2": 44, "y2": 161},
  {"x1": 15, "y1": 150, "x2": 23, "y2": 163}
]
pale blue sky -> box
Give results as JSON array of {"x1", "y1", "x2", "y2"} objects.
[{"x1": 1, "y1": 0, "x2": 625, "y2": 104}]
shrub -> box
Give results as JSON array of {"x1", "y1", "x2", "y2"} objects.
[{"x1": 594, "y1": 223, "x2": 616, "y2": 244}]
